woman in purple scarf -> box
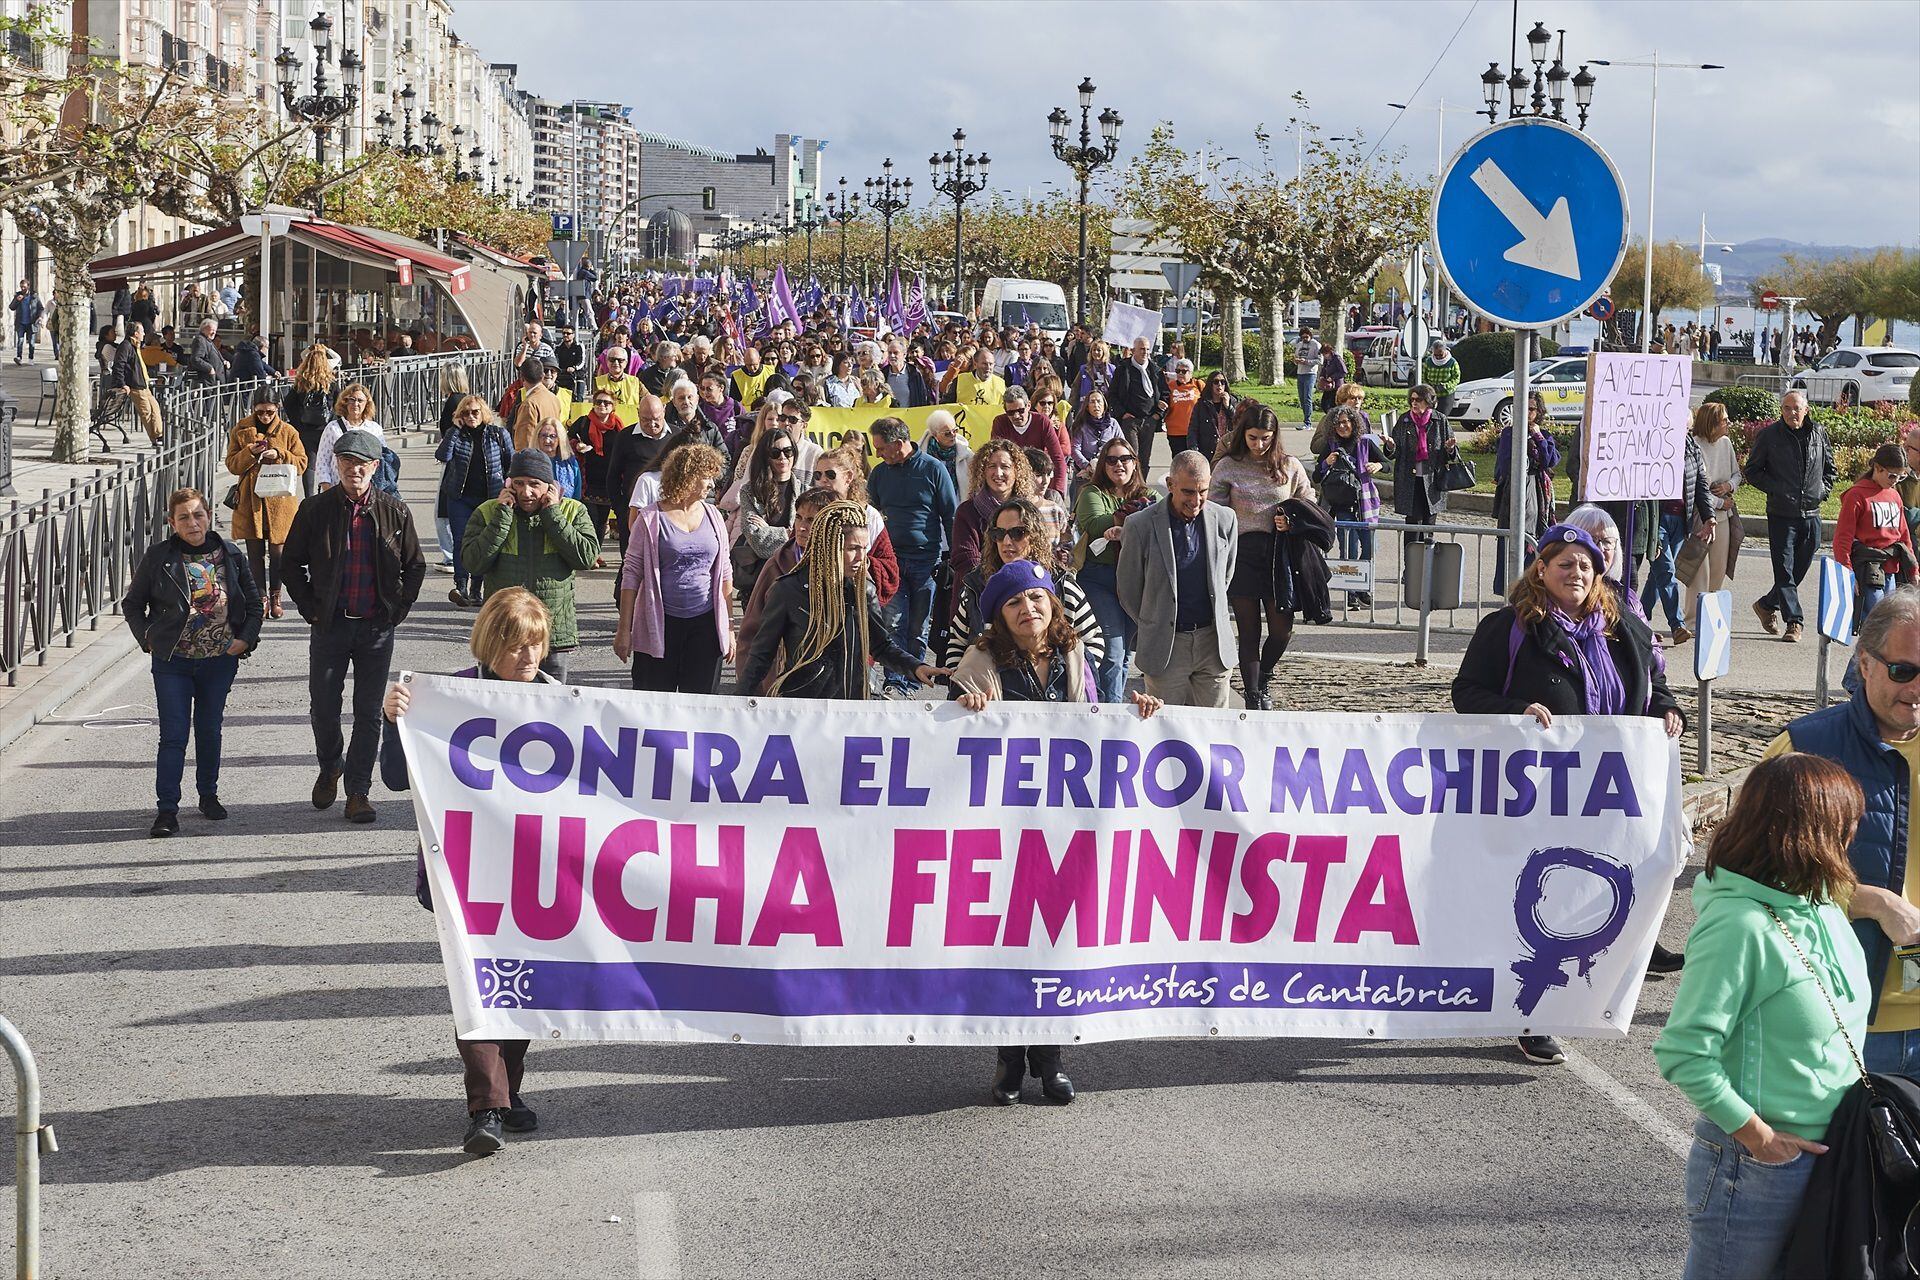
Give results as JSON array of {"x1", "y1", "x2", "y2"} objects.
[{"x1": 1449, "y1": 521, "x2": 1684, "y2": 1068}]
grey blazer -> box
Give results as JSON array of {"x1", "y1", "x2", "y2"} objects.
[{"x1": 1115, "y1": 499, "x2": 1239, "y2": 676}]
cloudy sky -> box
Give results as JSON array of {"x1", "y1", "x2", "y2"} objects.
[{"x1": 451, "y1": 0, "x2": 1920, "y2": 249}]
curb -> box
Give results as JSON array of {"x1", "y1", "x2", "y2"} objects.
[
  {"x1": 0, "y1": 625, "x2": 140, "y2": 757},
  {"x1": 1682, "y1": 766, "x2": 1749, "y2": 835}
]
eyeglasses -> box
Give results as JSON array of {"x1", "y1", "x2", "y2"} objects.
[
  {"x1": 255, "y1": 407, "x2": 277, "y2": 416},
  {"x1": 1871, "y1": 650, "x2": 1920, "y2": 684},
  {"x1": 769, "y1": 446, "x2": 796, "y2": 459},
  {"x1": 777, "y1": 413, "x2": 803, "y2": 424},
  {"x1": 990, "y1": 525, "x2": 1032, "y2": 541}
]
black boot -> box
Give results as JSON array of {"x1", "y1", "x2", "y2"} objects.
[
  {"x1": 1242, "y1": 668, "x2": 1270, "y2": 712},
  {"x1": 1647, "y1": 942, "x2": 1685, "y2": 975},
  {"x1": 990, "y1": 1051, "x2": 1022, "y2": 1105}
]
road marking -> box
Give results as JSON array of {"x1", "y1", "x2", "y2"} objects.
[
  {"x1": 632, "y1": 1191, "x2": 681, "y2": 1280},
  {"x1": 1563, "y1": 1049, "x2": 1692, "y2": 1161}
]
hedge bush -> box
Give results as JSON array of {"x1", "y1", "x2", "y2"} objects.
[
  {"x1": 1702, "y1": 385, "x2": 1777, "y2": 422},
  {"x1": 1199, "y1": 333, "x2": 1267, "y2": 373},
  {"x1": 1452, "y1": 331, "x2": 1559, "y2": 381}
]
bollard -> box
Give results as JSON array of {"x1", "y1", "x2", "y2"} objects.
[
  {"x1": 1696, "y1": 677, "x2": 1712, "y2": 777},
  {"x1": 2, "y1": 1014, "x2": 55, "y2": 1280}
]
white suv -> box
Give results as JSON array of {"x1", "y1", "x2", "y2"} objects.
[{"x1": 1789, "y1": 346, "x2": 1918, "y2": 408}]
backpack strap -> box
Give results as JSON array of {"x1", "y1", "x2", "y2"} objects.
[{"x1": 1501, "y1": 614, "x2": 1527, "y2": 698}]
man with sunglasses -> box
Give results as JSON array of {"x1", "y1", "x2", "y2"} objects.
[{"x1": 1765, "y1": 586, "x2": 1920, "y2": 1075}]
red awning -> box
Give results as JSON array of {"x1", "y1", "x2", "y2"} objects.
[
  {"x1": 298, "y1": 223, "x2": 471, "y2": 293},
  {"x1": 454, "y1": 233, "x2": 563, "y2": 281},
  {"x1": 92, "y1": 225, "x2": 251, "y2": 289}
]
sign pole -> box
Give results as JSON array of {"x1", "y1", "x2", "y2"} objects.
[
  {"x1": 1508, "y1": 330, "x2": 1531, "y2": 583},
  {"x1": 1815, "y1": 632, "x2": 1829, "y2": 706},
  {"x1": 1697, "y1": 675, "x2": 1712, "y2": 776}
]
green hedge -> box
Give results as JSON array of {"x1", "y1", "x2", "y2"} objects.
[
  {"x1": 1702, "y1": 385, "x2": 1777, "y2": 422},
  {"x1": 1452, "y1": 331, "x2": 1560, "y2": 381},
  {"x1": 1199, "y1": 334, "x2": 1268, "y2": 372}
]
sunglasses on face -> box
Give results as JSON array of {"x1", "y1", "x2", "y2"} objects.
[
  {"x1": 777, "y1": 413, "x2": 803, "y2": 424},
  {"x1": 817, "y1": 468, "x2": 840, "y2": 481},
  {"x1": 1872, "y1": 651, "x2": 1920, "y2": 684},
  {"x1": 990, "y1": 525, "x2": 1032, "y2": 541},
  {"x1": 769, "y1": 446, "x2": 796, "y2": 459}
]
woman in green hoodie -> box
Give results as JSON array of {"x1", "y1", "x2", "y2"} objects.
[{"x1": 1654, "y1": 752, "x2": 1871, "y2": 1280}]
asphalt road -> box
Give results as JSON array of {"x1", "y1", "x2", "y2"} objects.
[{"x1": 3, "y1": 446, "x2": 1723, "y2": 1279}]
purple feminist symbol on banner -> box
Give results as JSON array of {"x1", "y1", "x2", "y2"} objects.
[
  {"x1": 477, "y1": 958, "x2": 537, "y2": 1009},
  {"x1": 1510, "y1": 846, "x2": 1635, "y2": 1015}
]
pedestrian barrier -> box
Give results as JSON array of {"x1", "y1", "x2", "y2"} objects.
[
  {"x1": 1333, "y1": 517, "x2": 1519, "y2": 663},
  {"x1": 2, "y1": 1014, "x2": 55, "y2": 1280},
  {"x1": 0, "y1": 350, "x2": 509, "y2": 686},
  {"x1": 1735, "y1": 371, "x2": 1790, "y2": 393}
]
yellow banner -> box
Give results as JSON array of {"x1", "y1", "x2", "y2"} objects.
[{"x1": 804, "y1": 403, "x2": 996, "y2": 455}]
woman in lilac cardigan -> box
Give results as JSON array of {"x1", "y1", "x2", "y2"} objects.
[{"x1": 614, "y1": 444, "x2": 734, "y2": 693}]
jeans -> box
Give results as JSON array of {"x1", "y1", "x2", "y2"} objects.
[
  {"x1": 309, "y1": 617, "x2": 396, "y2": 798},
  {"x1": 1337, "y1": 523, "x2": 1374, "y2": 561},
  {"x1": 1760, "y1": 512, "x2": 1821, "y2": 626},
  {"x1": 1682, "y1": 1115, "x2": 1817, "y2": 1280},
  {"x1": 886, "y1": 553, "x2": 938, "y2": 690},
  {"x1": 1865, "y1": 1027, "x2": 1920, "y2": 1074},
  {"x1": 1294, "y1": 372, "x2": 1316, "y2": 423},
  {"x1": 151, "y1": 652, "x2": 239, "y2": 811},
  {"x1": 446, "y1": 496, "x2": 485, "y2": 597},
  {"x1": 1640, "y1": 511, "x2": 1690, "y2": 630},
  {"x1": 14, "y1": 326, "x2": 33, "y2": 361},
  {"x1": 435, "y1": 515, "x2": 455, "y2": 566},
  {"x1": 1079, "y1": 561, "x2": 1135, "y2": 703}
]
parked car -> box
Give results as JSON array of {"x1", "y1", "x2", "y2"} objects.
[
  {"x1": 1789, "y1": 345, "x2": 1919, "y2": 407},
  {"x1": 1446, "y1": 355, "x2": 1590, "y2": 428},
  {"x1": 1358, "y1": 331, "x2": 1416, "y2": 387}
]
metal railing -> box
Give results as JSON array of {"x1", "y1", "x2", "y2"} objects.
[
  {"x1": 1330, "y1": 517, "x2": 1520, "y2": 662},
  {"x1": 1, "y1": 350, "x2": 510, "y2": 686},
  {"x1": 1735, "y1": 371, "x2": 1790, "y2": 393},
  {"x1": 3, "y1": 1015, "x2": 55, "y2": 1280}
]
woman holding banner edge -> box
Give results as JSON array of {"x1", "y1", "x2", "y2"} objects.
[
  {"x1": 381, "y1": 587, "x2": 558, "y2": 1157},
  {"x1": 952, "y1": 560, "x2": 1163, "y2": 1104},
  {"x1": 1451, "y1": 522, "x2": 1683, "y2": 1065}
]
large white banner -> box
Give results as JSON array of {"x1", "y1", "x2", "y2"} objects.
[{"x1": 397, "y1": 676, "x2": 1688, "y2": 1046}]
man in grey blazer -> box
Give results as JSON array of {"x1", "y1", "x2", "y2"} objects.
[{"x1": 1116, "y1": 450, "x2": 1239, "y2": 707}]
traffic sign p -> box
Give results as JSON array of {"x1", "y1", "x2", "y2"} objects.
[{"x1": 1431, "y1": 118, "x2": 1629, "y2": 331}]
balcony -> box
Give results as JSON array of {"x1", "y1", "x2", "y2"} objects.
[{"x1": 3, "y1": 21, "x2": 68, "y2": 77}]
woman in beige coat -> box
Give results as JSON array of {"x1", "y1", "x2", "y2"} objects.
[{"x1": 225, "y1": 387, "x2": 308, "y2": 619}]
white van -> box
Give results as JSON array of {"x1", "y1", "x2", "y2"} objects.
[{"x1": 978, "y1": 279, "x2": 1070, "y2": 343}]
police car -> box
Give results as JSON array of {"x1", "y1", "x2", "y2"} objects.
[{"x1": 1445, "y1": 355, "x2": 1589, "y2": 428}]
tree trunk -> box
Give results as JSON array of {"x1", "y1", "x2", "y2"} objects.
[
  {"x1": 1266, "y1": 295, "x2": 1286, "y2": 380},
  {"x1": 51, "y1": 249, "x2": 94, "y2": 464},
  {"x1": 1252, "y1": 293, "x2": 1281, "y2": 385},
  {"x1": 1322, "y1": 295, "x2": 1350, "y2": 368},
  {"x1": 1221, "y1": 292, "x2": 1246, "y2": 383}
]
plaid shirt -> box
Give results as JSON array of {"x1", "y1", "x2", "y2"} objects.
[{"x1": 337, "y1": 491, "x2": 378, "y2": 618}]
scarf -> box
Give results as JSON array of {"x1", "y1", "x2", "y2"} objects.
[
  {"x1": 1549, "y1": 608, "x2": 1627, "y2": 715},
  {"x1": 581, "y1": 411, "x2": 618, "y2": 453},
  {"x1": 1408, "y1": 408, "x2": 1432, "y2": 461},
  {"x1": 926, "y1": 436, "x2": 959, "y2": 470}
]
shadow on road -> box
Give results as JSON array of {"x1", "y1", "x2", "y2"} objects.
[
  {"x1": 0, "y1": 854, "x2": 404, "y2": 901},
  {"x1": 0, "y1": 940, "x2": 441, "y2": 976}
]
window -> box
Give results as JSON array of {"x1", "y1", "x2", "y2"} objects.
[
  {"x1": 1869, "y1": 353, "x2": 1920, "y2": 369},
  {"x1": 1831, "y1": 351, "x2": 1861, "y2": 368}
]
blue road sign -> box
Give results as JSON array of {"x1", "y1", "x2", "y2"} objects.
[
  {"x1": 551, "y1": 212, "x2": 576, "y2": 236},
  {"x1": 1431, "y1": 118, "x2": 1629, "y2": 331},
  {"x1": 1694, "y1": 590, "x2": 1732, "y2": 681},
  {"x1": 1588, "y1": 296, "x2": 1614, "y2": 322},
  {"x1": 1818, "y1": 557, "x2": 1856, "y2": 644}
]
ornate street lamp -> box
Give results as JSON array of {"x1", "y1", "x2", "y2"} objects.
[
  {"x1": 1048, "y1": 77, "x2": 1121, "y2": 326},
  {"x1": 376, "y1": 83, "x2": 442, "y2": 158},
  {"x1": 1479, "y1": 26, "x2": 1596, "y2": 130},
  {"x1": 825, "y1": 176, "x2": 862, "y2": 293},
  {"x1": 863, "y1": 159, "x2": 911, "y2": 283},
  {"x1": 273, "y1": 10, "x2": 362, "y2": 216},
  {"x1": 930, "y1": 127, "x2": 989, "y2": 313}
]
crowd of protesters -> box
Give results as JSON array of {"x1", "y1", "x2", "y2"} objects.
[{"x1": 113, "y1": 274, "x2": 1920, "y2": 1201}]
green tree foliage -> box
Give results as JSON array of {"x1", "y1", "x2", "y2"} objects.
[{"x1": 1607, "y1": 240, "x2": 1714, "y2": 337}]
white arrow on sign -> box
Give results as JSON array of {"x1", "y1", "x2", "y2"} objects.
[{"x1": 1469, "y1": 159, "x2": 1581, "y2": 281}]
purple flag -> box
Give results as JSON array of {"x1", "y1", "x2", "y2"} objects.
[
  {"x1": 849, "y1": 287, "x2": 867, "y2": 327},
  {"x1": 803, "y1": 277, "x2": 823, "y2": 313},
  {"x1": 885, "y1": 269, "x2": 907, "y2": 334},
  {"x1": 771, "y1": 263, "x2": 802, "y2": 330},
  {"x1": 903, "y1": 273, "x2": 929, "y2": 337},
  {"x1": 742, "y1": 278, "x2": 759, "y2": 316}
]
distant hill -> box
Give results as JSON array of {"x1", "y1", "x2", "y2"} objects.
[{"x1": 1714, "y1": 239, "x2": 1907, "y2": 292}]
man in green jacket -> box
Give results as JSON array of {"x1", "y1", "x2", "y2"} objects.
[{"x1": 461, "y1": 449, "x2": 600, "y2": 679}]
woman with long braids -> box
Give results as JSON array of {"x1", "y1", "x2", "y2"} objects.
[
  {"x1": 1211, "y1": 401, "x2": 1316, "y2": 710},
  {"x1": 736, "y1": 500, "x2": 944, "y2": 700}
]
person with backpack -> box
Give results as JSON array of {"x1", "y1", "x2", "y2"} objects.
[
  {"x1": 1451, "y1": 521, "x2": 1683, "y2": 1066},
  {"x1": 1313, "y1": 405, "x2": 1391, "y2": 610}
]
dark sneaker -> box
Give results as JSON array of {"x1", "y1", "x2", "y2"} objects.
[
  {"x1": 344, "y1": 794, "x2": 376, "y2": 824},
  {"x1": 198, "y1": 795, "x2": 228, "y2": 821},
  {"x1": 1646, "y1": 942, "x2": 1685, "y2": 975},
  {"x1": 150, "y1": 810, "x2": 179, "y2": 838},
  {"x1": 502, "y1": 1094, "x2": 538, "y2": 1133},
  {"x1": 1518, "y1": 1035, "x2": 1566, "y2": 1065},
  {"x1": 312, "y1": 763, "x2": 343, "y2": 810},
  {"x1": 461, "y1": 1109, "x2": 505, "y2": 1156}
]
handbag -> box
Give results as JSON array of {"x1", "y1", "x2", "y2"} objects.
[
  {"x1": 1673, "y1": 527, "x2": 1712, "y2": 587},
  {"x1": 1443, "y1": 454, "x2": 1477, "y2": 492},
  {"x1": 253, "y1": 462, "x2": 298, "y2": 500},
  {"x1": 1767, "y1": 905, "x2": 1920, "y2": 1205}
]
